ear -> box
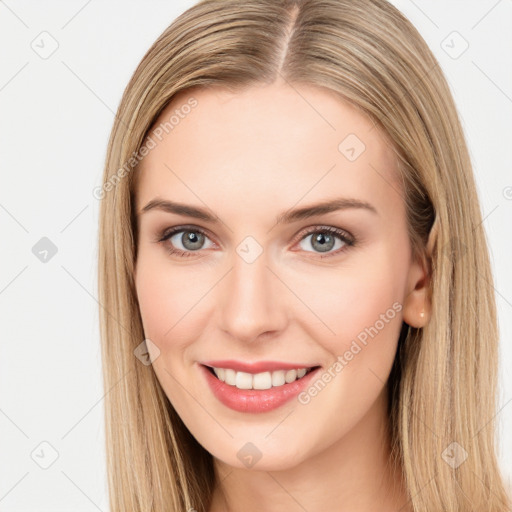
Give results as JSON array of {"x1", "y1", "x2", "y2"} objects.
[{"x1": 402, "y1": 219, "x2": 437, "y2": 328}]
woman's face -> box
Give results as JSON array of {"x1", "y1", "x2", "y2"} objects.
[{"x1": 134, "y1": 82, "x2": 428, "y2": 471}]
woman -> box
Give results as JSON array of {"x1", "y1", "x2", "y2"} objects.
[{"x1": 97, "y1": 0, "x2": 511, "y2": 510}]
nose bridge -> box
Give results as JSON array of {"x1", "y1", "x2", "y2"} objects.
[{"x1": 218, "y1": 242, "x2": 287, "y2": 343}]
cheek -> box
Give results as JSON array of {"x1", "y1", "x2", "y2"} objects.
[
  {"x1": 288, "y1": 252, "x2": 406, "y2": 364},
  {"x1": 135, "y1": 269, "x2": 175, "y2": 341},
  {"x1": 134, "y1": 259, "x2": 204, "y2": 408},
  {"x1": 135, "y1": 251, "x2": 180, "y2": 338},
  {"x1": 287, "y1": 253, "x2": 406, "y2": 437},
  {"x1": 134, "y1": 257, "x2": 212, "y2": 354}
]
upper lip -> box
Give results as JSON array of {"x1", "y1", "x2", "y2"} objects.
[{"x1": 200, "y1": 359, "x2": 320, "y2": 374}]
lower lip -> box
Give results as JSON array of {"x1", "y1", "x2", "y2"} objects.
[{"x1": 199, "y1": 364, "x2": 321, "y2": 413}]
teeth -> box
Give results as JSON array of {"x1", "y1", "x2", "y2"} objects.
[
  {"x1": 271, "y1": 370, "x2": 285, "y2": 387},
  {"x1": 285, "y1": 369, "x2": 297, "y2": 383},
  {"x1": 213, "y1": 367, "x2": 225, "y2": 382},
  {"x1": 224, "y1": 368, "x2": 236, "y2": 385},
  {"x1": 211, "y1": 366, "x2": 312, "y2": 390},
  {"x1": 235, "y1": 371, "x2": 253, "y2": 389}
]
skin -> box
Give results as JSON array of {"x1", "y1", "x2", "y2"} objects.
[{"x1": 133, "y1": 80, "x2": 430, "y2": 512}]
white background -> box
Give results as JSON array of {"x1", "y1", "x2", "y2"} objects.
[{"x1": 1, "y1": 1, "x2": 511, "y2": 510}]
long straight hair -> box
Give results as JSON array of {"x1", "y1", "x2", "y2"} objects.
[{"x1": 97, "y1": 0, "x2": 511, "y2": 510}]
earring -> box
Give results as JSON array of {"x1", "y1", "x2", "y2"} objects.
[{"x1": 420, "y1": 310, "x2": 425, "y2": 318}]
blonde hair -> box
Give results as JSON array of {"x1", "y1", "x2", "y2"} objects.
[{"x1": 97, "y1": 0, "x2": 511, "y2": 510}]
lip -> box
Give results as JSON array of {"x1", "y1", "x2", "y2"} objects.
[
  {"x1": 198, "y1": 363, "x2": 321, "y2": 413},
  {"x1": 200, "y1": 359, "x2": 319, "y2": 373}
]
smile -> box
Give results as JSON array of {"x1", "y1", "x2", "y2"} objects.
[
  {"x1": 199, "y1": 360, "x2": 322, "y2": 413},
  {"x1": 208, "y1": 366, "x2": 315, "y2": 390}
]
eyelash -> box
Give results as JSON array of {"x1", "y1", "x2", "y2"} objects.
[{"x1": 155, "y1": 224, "x2": 356, "y2": 259}]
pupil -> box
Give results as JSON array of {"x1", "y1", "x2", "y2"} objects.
[
  {"x1": 313, "y1": 233, "x2": 334, "y2": 253},
  {"x1": 182, "y1": 231, "x2": 204, "y2": 250}
]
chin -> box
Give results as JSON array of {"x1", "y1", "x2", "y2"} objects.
[{"x1": 205, "y1": 437, "x2": 311, "y2": 472}]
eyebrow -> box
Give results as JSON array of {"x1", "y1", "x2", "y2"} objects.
[{"x1": 138, "y1": 196, "x2": 378, "y2": 224}]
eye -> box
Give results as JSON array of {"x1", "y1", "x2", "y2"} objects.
[
  {"x1": 294, "y1": 226, "x2": 355, "y2": 258},
  {"x1": 156, "y1": 225, "x2": 215, "y2": 257},
  {"x1": 155, "y1": 224, "x2": 356, "y2": 259}
]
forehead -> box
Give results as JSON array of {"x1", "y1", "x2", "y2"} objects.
[{"x1": 135, "y1": 83, "x2": 401, "y2": 219}]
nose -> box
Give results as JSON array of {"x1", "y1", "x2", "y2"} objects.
[{"x1": 217, "y1": 249, "x2": 289, "y2": 344}]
